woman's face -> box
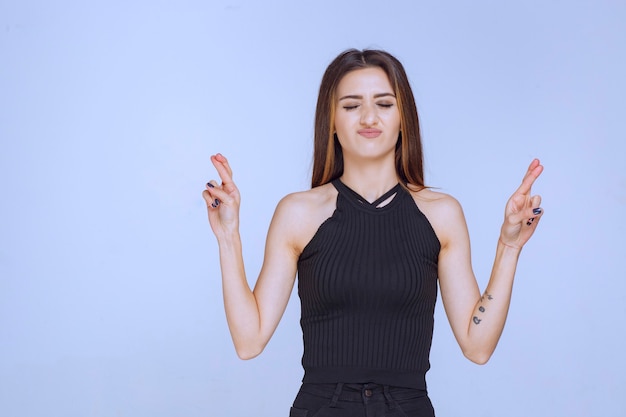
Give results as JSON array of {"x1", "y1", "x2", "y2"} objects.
[{"x1": 333, "y1": 67, "x2": 401, "y2": 163}]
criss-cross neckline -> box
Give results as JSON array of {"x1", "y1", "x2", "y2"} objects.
[{"x1": 332, "y1": 179, "x2": 403, "y2": 211}]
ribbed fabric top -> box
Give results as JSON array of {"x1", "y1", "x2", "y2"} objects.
[{"x1": 297, "y1": 179, "x2": 441, "y2": 390}]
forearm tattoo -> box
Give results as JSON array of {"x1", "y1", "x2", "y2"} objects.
[{"x1": 473, "y1": 293, "x2": 494, "y2": 325}]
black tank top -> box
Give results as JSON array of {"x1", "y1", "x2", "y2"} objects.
[{"x1": 297, "y1": 179, "x2": 441, "y2": 389}]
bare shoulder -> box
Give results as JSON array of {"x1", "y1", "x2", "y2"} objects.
[
  {"x1": 410, "y1": 188, "x2": 467, "y2": 248},
  {"x1": 273, "y1": 183, "x2": 337, "y2": 254},
  {"x1": 410, "y1": 188, "x2": 463, "y2": 218},
  {"x1": 277, "y1": 183, "x2": 335, "y2": 210}
]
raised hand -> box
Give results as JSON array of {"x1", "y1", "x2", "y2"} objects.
[
  {"x1": 202, "y1": 153, "x2": 241, "y2": 239},
  {"x1": 500, "y1": 159, "x2": 544, "y2": 249}
]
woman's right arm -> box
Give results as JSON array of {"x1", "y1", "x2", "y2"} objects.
[{"x1": 202, "y1": 153, "x2": 300, "y2": 360}]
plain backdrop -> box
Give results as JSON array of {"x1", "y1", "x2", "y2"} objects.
[{"x1": 1, "y1": 1, "x2": 625, "y2": 416}]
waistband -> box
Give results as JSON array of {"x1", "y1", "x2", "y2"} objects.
[{"x1": 298, "y1": 382, "x2": 428, "y2": 404}]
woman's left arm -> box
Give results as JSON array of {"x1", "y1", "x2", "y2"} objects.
[{"x1": 438, "y1": 159, "x2": 544, "y2": 364}]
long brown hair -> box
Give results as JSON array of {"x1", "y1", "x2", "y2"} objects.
[{"x1": 311, "y1": 49, "x2": 425, "y2": 190}]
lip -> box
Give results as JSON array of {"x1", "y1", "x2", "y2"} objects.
[{"x1": 357, "y1": 128, "x2": 382, "y2": 138}]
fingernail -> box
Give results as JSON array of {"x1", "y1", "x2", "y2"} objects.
[
  {"x1": 527, "y1": 220, "x2": 533, "y2": 226},
  {"x1": 533, "y1": 208, "x2": 542, "y2": 215},
  {"x1": 214, "y1": 199, "x2": 220, "y2": 206},
  {"x1": 207, "y1": 182, "x2": 214, "y2": 188}
]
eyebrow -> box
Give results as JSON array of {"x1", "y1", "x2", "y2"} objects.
[{"x1": 338, "y1": 93, "x2": 396, "y2": 101}]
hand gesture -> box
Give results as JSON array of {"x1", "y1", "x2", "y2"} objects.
[
  {"x1": 202, "y1": 153, "x2": 241, "y2": 239},
  {"x1": 500, "y1": 159, "x2": 544, "y2": 249}
]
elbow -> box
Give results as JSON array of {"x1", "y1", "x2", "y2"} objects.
[
  {"x1": 236, "y1": 349, "x2": 262, "y2": 360},
  {"x1": 466, "y1": 353, "x2": 491, "y2": 365},
  {"x1": 463, "y1": 348, "x2": 493, "y2": 365},
  {"x1": 234, "y1": 343, "x2": 265, "y2": 360}
]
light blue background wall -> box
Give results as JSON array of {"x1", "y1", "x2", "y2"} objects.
[{"x1": 1, "y1": 1, "x2": 624, "y2": 416}]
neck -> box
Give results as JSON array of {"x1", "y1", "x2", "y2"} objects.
[{"x1": 340, "y1": 157, "x2": 399, "y2": 203}]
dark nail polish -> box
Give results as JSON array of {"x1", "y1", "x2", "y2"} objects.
[
  {"x1": 214, "y1": 199, "x2": 220, "y2": 206},
  {"x1": 207, "y1": 182, "x2": 214, "y2": 188},
  {"x1": 527, "y1": 220, "x2": 532, "y2": 226},
  {"x1": 533, "y1": 208, "x2": 542, "y2": 215}
]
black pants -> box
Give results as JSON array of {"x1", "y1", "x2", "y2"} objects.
[{"x1": 290, "y1": 383, "x2": 435, "y2": 417}]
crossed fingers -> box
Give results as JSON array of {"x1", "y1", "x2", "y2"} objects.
[
  {"x1": 516, "y1": 158, "x2": 543, "y2": 197},
  {"x1": 204, "y1": 153, "x2": 234, "y2": 208}
]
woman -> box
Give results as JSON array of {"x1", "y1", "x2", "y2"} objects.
[{"x1": 203, "y1": 49, "x2": 543, "y2": 417}]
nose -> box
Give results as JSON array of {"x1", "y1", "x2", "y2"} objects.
[{"x1": 360, "y1": 103, "x2": 378, "y2": 126}]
